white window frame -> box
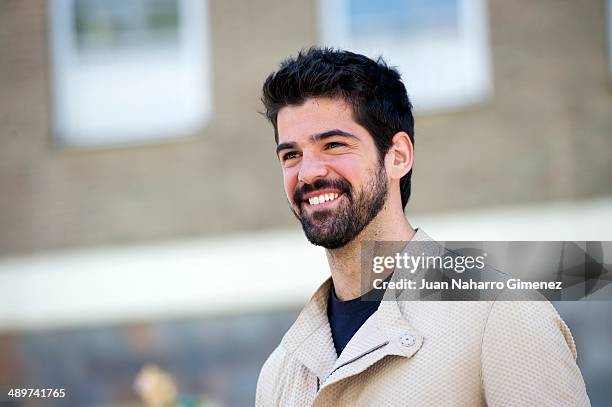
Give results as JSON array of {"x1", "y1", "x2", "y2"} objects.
[
  {"x1": 49, "y1": 0, "x2": 212, "y2": 147},
  {"x1": 317, "y1": 0, "x2": 492, "y2": 112}
]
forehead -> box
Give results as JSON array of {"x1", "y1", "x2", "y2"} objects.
[{"x1": 276, "y1": 97, "x2": 364, "y2": 143}]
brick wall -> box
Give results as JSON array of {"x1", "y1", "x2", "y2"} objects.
[{"x1": 0, "y1": 0, "x2": 611, "y2": 254}]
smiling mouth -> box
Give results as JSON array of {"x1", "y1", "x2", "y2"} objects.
[{"x1": 305, "y1": 192, "x2": 342, "y2": 206}]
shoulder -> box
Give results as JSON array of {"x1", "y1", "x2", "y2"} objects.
[
  {"x1": 255, "y1": 344, "x2": 288, "y2": 406},
  {"x1": 483, "y1": 292, "x2": 576, "y2": 356},
  {"x1": 480, "y1": 292, "x2": 589, "y2": 405}
]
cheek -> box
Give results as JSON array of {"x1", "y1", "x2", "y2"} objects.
[
  {"x1": 333, "y1": 157, "x2": 366, "y2": 184},
  {"x1": 283, "y1": 169, "x2": 298, "y2": 201}
]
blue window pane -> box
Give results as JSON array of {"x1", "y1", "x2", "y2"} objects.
[
  {"x1": 74, "y1": 0, "x2": 180, "y2": 51},
  {"x1": 349, "y1": 0, "x2": 458, "y2": 36}
]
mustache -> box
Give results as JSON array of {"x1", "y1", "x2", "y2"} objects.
[{"x1": 293, "y1": 178, "x2": 352, "y2": 204}]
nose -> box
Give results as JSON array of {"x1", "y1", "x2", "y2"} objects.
[{"x1": 298, "y1": 153, "x2": 328, "y2": 184}]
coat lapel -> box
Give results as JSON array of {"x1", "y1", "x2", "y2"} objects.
[
  {"x1": 316, "y1": 229, "x2": 436, "y2": 392},
  {"x1": 317, "y1": 296, "x2": 424, "y2": 391},
  {"x1": 280, "y1": 278, "x2": 338, "y2": 381},
  {"x1": 282, "y1": 229, "x2": 435, "y2": 396}
]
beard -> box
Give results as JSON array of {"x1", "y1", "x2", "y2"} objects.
[{"x1": 291, "y1": 164, "x2": 388, "y2": 250}]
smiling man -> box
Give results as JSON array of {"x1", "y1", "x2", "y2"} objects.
[{"x1": 255, "y1": 48, "x2": 589, "y2": 406}]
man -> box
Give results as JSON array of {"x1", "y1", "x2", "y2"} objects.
[{"x1": 256, "y1": 48, "x2": 589, "y2": 406}]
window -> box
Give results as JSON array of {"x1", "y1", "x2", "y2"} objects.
[
  {"x1": 318, "y1": 0, "x2": 492, "y2": 112},
  {"x1": 49, "y1": 0, "x2": 212, "y2": 146}
]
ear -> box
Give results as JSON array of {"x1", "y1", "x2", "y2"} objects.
[{"x1": 385, "y1": 131, "x2": 413, "y2": 181}]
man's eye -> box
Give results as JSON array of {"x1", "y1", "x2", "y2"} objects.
[
  {"x1": 282, "y1": 151, "x2": 299, "y2": 161},
  {"x1": 326, "y1": 142, "x2": 344, "y2": 149}
]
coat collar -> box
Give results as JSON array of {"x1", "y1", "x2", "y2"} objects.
[
  {"x1": 280, "y1": 228, "x2": 436, "y2": 387},
  {"x1": 280, "y1": 277, "x2": 337, "y2": 381}
]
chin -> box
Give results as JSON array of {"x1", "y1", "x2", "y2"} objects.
[{"x1": 304, "y1": 230, "x2": 352, "y2": 250}]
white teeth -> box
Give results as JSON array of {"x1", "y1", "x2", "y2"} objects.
[{"x1": 308, "y1": 193, "x2": 341, "y2": 205}]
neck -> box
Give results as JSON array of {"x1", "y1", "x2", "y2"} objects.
[{"x1": 326, "y1": 205, "x2": 415, "y2": 301}]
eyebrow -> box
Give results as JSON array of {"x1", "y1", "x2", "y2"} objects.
[{"x1": 275, "y1": 129, "x2": 360, "y2": 156}]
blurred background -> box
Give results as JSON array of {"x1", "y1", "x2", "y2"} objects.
[{"x1": 1, "y1": 0, "x2": 612, "y2": 405}]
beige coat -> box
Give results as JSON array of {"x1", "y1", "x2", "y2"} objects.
[{"x1": 255, "y1": 230, "x2": 590, "y2": 406}]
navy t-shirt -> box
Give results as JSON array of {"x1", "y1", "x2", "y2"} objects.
[{"x1": 327, "y1": 282, "x2": 385, "y2": 356}]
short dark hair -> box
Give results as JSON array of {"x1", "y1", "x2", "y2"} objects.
[{"x1": 261, "y1": 47, "x2": 415, "y2": 209}]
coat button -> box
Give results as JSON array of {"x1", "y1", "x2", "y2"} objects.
[{"x1": 399, "y1": 333, "x2": 416, "y2": 347}]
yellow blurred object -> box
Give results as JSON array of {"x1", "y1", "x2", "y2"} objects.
[{"x1": 133, "y1": 364, "x2": 178, "y2": 407}]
